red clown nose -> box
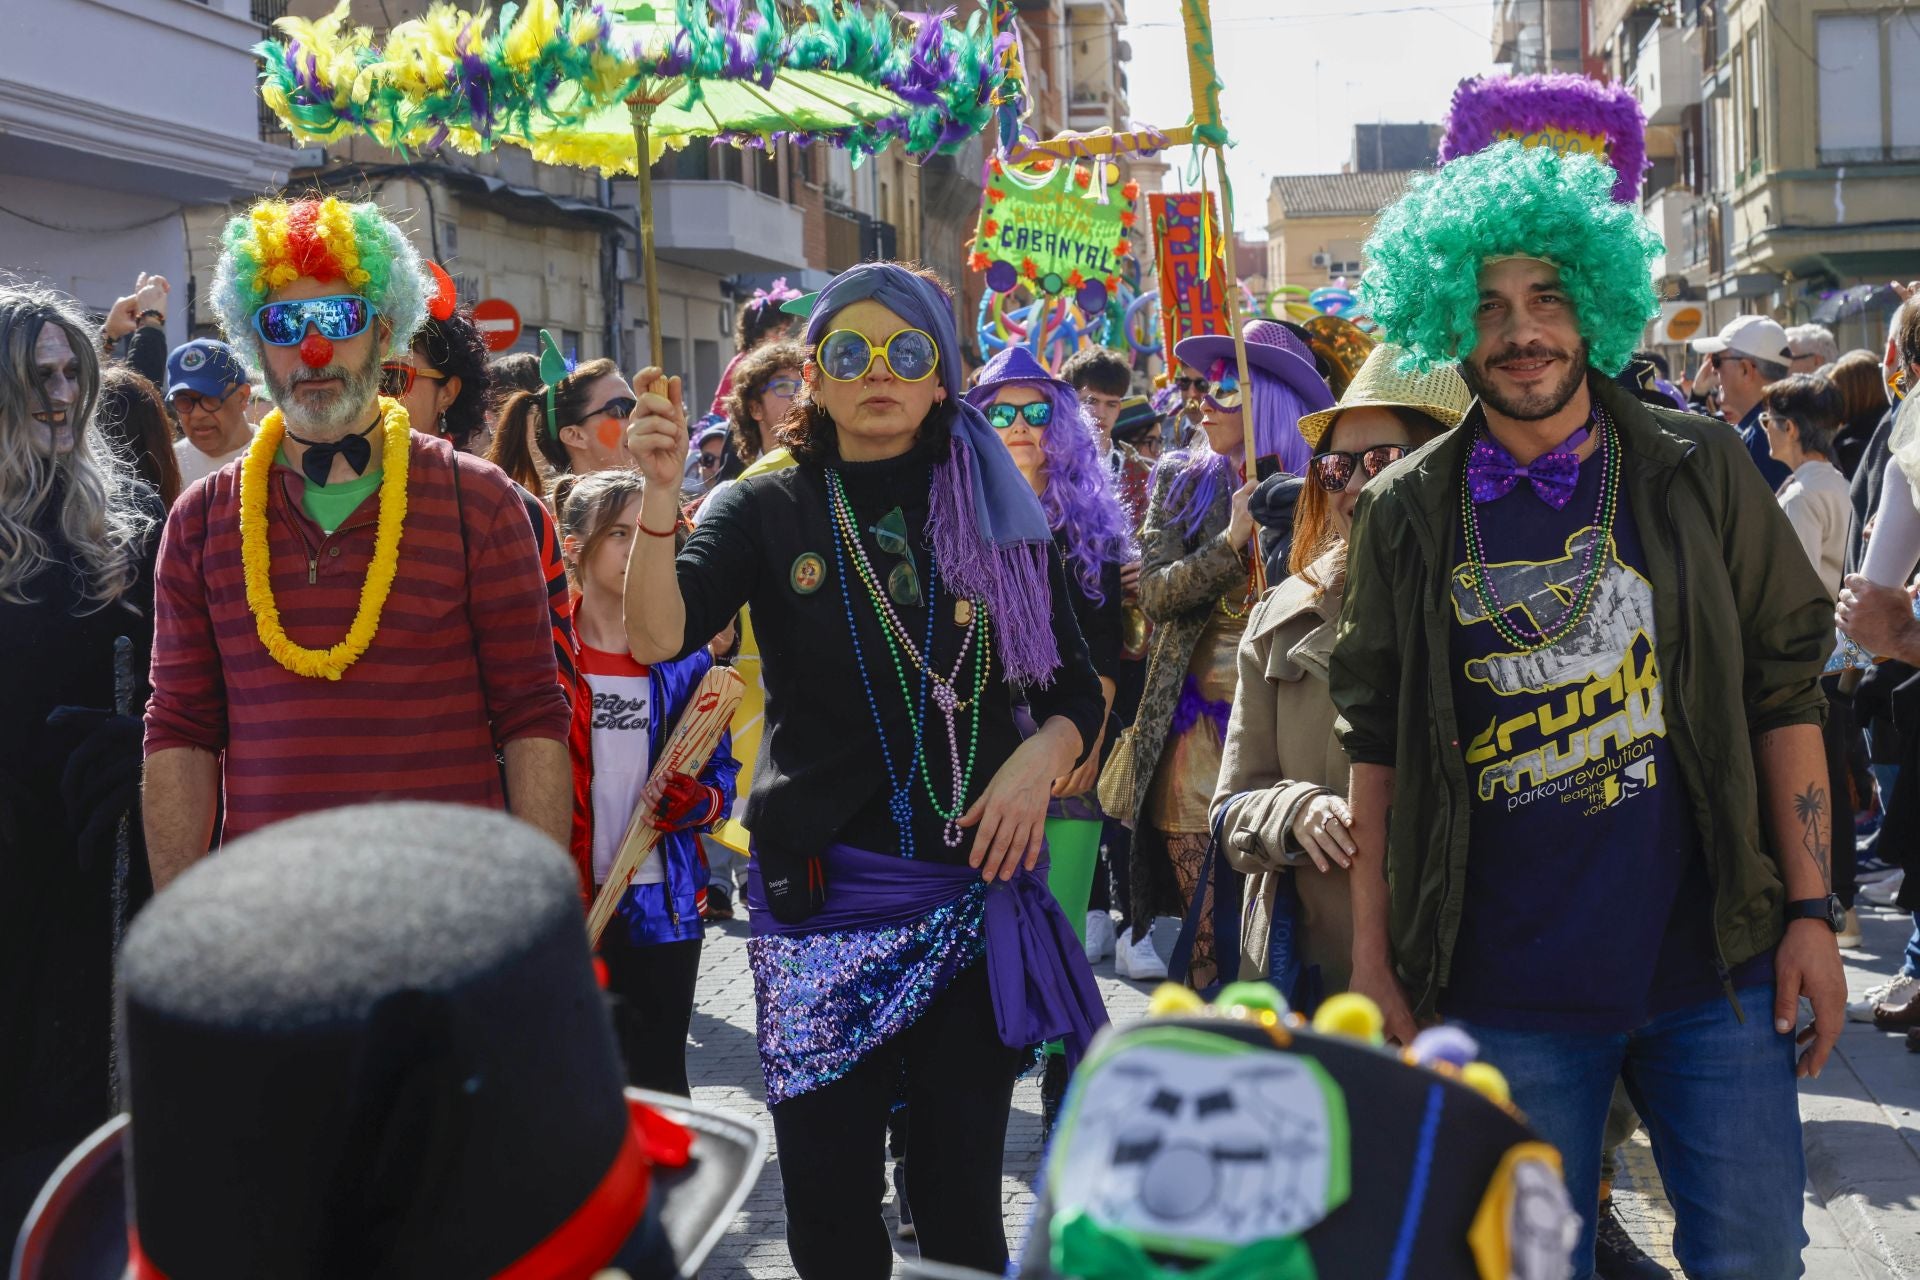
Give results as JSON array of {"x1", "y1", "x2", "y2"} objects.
[{"x1": 299, "y1": 332, "x2": 334, "y2": 368}]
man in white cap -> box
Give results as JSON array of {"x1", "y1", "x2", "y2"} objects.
[{"x1": 1692, "y1": 314, "x2": 1794, "y2": 489}]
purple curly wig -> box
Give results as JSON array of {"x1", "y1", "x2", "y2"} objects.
[
  {"x1": 1155, "y1": 367, "x2": 1312, "y2": 541},
  {"x1": 1439, "y1": 72, "x2": 1649, "y2": 204},
  {"x1": 980, "y1": 380, "x2": 1138, "y2": 601}
]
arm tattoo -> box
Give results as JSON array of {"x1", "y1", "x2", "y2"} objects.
[{"x1": 1793, "y1": 783, "x2": 1830, "y2": 889}]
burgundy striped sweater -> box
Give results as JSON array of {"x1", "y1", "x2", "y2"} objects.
[{"x1": 144, "y1": 432, "x2": 570, "y2": 840}]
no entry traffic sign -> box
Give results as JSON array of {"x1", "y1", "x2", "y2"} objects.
[{"x1": 472, "y1": 298, "x2": 523, "y2": 352}]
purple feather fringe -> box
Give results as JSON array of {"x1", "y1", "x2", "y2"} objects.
[
  {"x1": 1170, "y1": 674, "x2": 1232, "y2": 740},
  {"x1": 1438, "y1": 72, "x2": 1649, "y2": 203},
  {"x1": 928, "y1": 431, "x2": 1060, "y2": 688}
]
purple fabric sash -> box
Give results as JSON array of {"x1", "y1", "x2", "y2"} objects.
[{"x1": 746, "y1": 842, "x2": 1110, "y2": 1063}]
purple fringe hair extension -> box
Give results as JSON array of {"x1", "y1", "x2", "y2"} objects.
[
  {"x1": 928, "y1": 430, "x2": 1061, "y2": 687},
  {"x1": 1438, "y1": 72, "x2": 1649, "y2": 203}
]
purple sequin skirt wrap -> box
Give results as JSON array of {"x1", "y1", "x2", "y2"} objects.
[{"x1": 744, "y1": 842, "x2": 1110, "y2": 1105}]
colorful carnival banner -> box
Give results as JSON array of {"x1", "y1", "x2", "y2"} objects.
[
  {"x1": 1149, "y1": 191, "x2": 1231, "y2": 362},
  {"x1": 971, "y1": 155, "x2": 1138, "y2": 313}
]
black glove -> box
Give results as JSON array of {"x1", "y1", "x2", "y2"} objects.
[{"x1": 45, "y1": 706, "x2": 144, "y2": 875}]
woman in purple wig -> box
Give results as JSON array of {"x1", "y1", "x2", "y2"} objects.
[
  {"x1": 618, "y1": 262, "x2": 1108, "y2": 1278},
  {"x1": 1123, "y1": 320, "x2": 1333, "y2": 990},
  {"x1": 964, "y1": 344, "x2": 1136, "y2": 1131}
]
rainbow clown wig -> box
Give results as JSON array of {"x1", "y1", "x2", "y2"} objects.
[
  {"x1": 1360, "y1": 140, "x2": 1662, "y2": 376},
  {"x1": 209, "y1": 195, "x2": 426, "y2": 362}
]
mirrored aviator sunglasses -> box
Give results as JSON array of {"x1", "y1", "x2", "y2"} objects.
[
  {"x1": 1310, "y1": 444, "x2": 1409, "y2": 492},
  {"x1": 815, "y1": 328, "x2": 940, "y2": 383},
  {"x1": 254, "y1": 295, "x2": 374, "y2": 347},
  {"x1": 987, "y1": 401, "x2": 1054, "y2": 431}
]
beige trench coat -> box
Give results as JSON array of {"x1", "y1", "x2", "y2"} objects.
[{"x1": 1209, "y1": 553, "x2": 1353, "y2": 991}]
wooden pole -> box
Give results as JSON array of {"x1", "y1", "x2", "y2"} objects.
[{"x1": 630, "y1": 99, "x2": 665, "y2": 370}]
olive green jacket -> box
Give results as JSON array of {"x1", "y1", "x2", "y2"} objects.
[{"x1": 1330, "y1": 373, "x2": 1833, "y2": 1018}]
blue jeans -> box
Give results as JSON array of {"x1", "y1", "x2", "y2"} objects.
[
  {"x1": 1903, "y1": 913, "x2": 1920, "y2": 980},
  {"x1": 1457, "y1": 985, "x2": 1806, "y2": 1280}
]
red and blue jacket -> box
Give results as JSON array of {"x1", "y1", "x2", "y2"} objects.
[{"x1": 567, "y1": 634, "x2": 738, "y2": 948}]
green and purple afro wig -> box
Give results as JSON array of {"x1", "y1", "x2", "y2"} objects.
[
  {"x1": 1360, "y1": 141, "x2": 1662, "y2": 376},
  {"x1": 209, "y1": 195, "x2": 426, "y2": 364}
]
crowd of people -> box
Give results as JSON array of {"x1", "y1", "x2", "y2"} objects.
[{"x1": 3, "y1": 137, "x2": 1918, "y2": 1280}]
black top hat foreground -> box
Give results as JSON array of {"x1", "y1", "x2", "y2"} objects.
[{"x1": 10, "y1": 802, "x2": 764, "y2": 1280}]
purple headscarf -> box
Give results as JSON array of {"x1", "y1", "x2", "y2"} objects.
[{"x1": 804, "y1": 263, "x2": 1061, "y2": 684}]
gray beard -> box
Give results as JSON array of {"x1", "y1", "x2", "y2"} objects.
[{"x1": 266, "y1": 349, "x2": 381, "y2": 439}]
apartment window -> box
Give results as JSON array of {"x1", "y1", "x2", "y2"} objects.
[
  {"x1": 1730, "y1": 46, "x2": 1746, "y2": 175},
  {"x1": 1328, "y1": 259, "x2": 1362, "y2": 278},
  {"x1": 1818, "y1": 14, "x2": 1920, "y2": 164},
  {"x1": 755, "y1": 149, "x2": 781, "y2": 200},
  {"x1": 1745, "y1": 31, "x2": 1762, "y2": 174}
]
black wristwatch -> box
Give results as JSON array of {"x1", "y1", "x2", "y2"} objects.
[{"x1": 1784, "y1": 894, "x2": 1845, "y2": 932}]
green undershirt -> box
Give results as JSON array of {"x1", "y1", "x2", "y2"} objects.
[{"x1": 281, "y1": 447, "x2": 384, "y2": 534}]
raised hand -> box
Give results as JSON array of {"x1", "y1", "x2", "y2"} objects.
[{"x1": 624, "y1": 366, "x2": 687, "y2": 492}]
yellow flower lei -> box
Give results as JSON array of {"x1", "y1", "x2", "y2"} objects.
[{"x1": 239, "y1": 397, "x2": 410, "y2": 681}]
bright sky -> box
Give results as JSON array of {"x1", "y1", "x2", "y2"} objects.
[{"x1": 1120, "y1": 0, "x2": 1497, "y2": 234}]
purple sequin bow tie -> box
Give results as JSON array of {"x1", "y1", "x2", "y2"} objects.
[{"x1": 1468, "y1": 424, "x2": 1592, "y2": 508}]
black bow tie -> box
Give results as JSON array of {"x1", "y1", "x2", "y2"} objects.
[{"x1": 287, "y1": 423, "x2": 375, "y2": 487}]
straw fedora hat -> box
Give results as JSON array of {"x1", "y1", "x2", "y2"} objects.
[{"x1": 1296, "y1": 343, "x2": 1473, "y2": 450}]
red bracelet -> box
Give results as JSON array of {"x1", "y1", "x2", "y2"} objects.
[{"x1": 637, "y1": 514, "x2": 678, "y2": 538}]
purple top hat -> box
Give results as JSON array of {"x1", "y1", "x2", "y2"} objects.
[{"x1": 1174, "y1": 320, "x2": 1336, "y2": 414}]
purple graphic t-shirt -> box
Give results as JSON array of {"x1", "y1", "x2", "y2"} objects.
[{"x1": 1442, "y1": 438, "x2": 1761, "y2": 1032}]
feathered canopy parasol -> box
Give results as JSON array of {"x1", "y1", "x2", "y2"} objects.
[{"x1": 258, "y1": 0, "x2": 1010, "y2": 365}]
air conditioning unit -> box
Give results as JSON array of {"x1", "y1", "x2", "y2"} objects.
[{"x1": 1311, "y1": 252, "x2": 1330, "y2": 267}]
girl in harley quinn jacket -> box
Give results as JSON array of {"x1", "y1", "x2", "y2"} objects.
[{"x1": 557, "y1": 471, "x2": 738, "y2": 1096}]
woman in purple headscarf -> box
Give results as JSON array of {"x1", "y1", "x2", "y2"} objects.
[
  {"x1": 1123, "y1": 320, "x2": 1333, "y2": 991},
  {"x1": 620, "y1": 263, "x2": 1107, "y2": 1278}
]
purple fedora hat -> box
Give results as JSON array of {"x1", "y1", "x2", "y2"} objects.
[{"x1": 1174, "y1": 319, "x2": 1336, "y2": 414}]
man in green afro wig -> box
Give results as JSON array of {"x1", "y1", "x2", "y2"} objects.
[
  {"x1": 1328, "y1": 138, "x2": 1847, "y2": 1280},
  {"x1": 1360, "y1": 140, "x2": 1660, "y2": 378}
]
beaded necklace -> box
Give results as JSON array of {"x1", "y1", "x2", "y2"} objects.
[
  {"x1": 827, "y1": 477, "x2": 933, "y2": 858},
  {"x1": 1459, "y1": 405, "x2": 1620, "y2": 654},
  {"x1": 825, "y1": 470, "x2": 990, "y2": 850}
]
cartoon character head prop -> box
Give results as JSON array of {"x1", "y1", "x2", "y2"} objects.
[
  {"x1": 1360, "y1": 140, "x2": 1662, "y2": 376},
  {"x1": 210, "y1": 195, "x2": 427, "y2": 365},
  {"x1": 1015, "y1": 983, "x2": 1578, "y2": 1280},
  {"x1": 1439, "y1": 72, "x2": 1649, "y2": 204}
]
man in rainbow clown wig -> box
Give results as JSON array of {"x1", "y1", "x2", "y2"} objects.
[
  {"x1": 142, "y1": 196, "x2": 570, "y2": 886},
  {"x1": 1329, "y1": 140, "x2": 1844, "y2": 1280}
]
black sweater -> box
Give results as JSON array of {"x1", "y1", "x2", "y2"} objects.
[{"x1": 675, "y1": 443, "x2": 1105, "y2": 868}]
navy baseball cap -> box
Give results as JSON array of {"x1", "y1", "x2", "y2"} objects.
[{"x1": 165, "y1": 340, "x2": 248, "y2": 400}]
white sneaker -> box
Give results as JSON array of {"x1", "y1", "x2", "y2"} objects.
[
  {"x1": 1084, "y1": 910, "x2": 1116, "y2": 963},
  {"x1": 1114, "y1": 929, "x2": 1168, "y2": 981},
  {"x1": 1859, "y1": 870, "x2": 1905, "y2": 907},
  {"x1": 1848, "y1": 973, "x2": 1920, "y2": 1023}
]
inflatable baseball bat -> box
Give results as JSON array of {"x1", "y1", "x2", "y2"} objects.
[{"x1": 587, "y1": 664, "x2": 746, "y2": 947}]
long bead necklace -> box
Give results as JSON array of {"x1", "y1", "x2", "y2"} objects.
[
  {"x1": 828, "y1": 479, "x2": 933, "y2": 858},
  {"x1": 826, "y1": 471, "x2": 989, "y2": 849},
  {"x1": 1460, "y1": 406, "x2": 1620, "y2": 654}
]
